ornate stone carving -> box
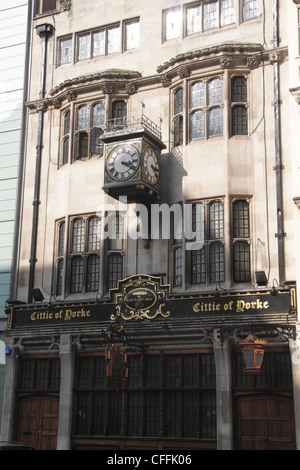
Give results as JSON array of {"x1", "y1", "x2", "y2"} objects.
[
  {"x1": 100, "y1": 82, "x2": 113, "y2": 94},
  {"x1": 177, "y1": 65, "x2": 190, "y2": 78},
  {"x1": 60, "y1": 0, "x2": 71, "y2": 11},
  {"x1": 160, "y1": 73, "x2": 172, "y2": 87},
  {"x1": 35, "y1": 101, "x2": 47, "y2": 112},
  {"x1": 67, "y1": 91, "x2": 76, "y2": 102},
  {"x1": 219, "y1": 56, "x2": 232, "y2": 68},
  {"x1": 247, "y1": 56, "x2": 259, "y2": 68},
  {"x1": 268, "y1": 50, "x2": 282, "y2": 63},
  {"x1": 126, "y1": 82, "x2": 136, "y2": 94}
]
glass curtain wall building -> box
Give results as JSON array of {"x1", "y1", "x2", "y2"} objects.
[{"x1": 0, "y1": 0, "x2": 30, "y2": 429}]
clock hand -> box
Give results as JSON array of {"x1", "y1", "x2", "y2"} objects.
[
  {"x1": 122, "y1": 160, "x2": 136, "y2": 170},
  {"x1": 151, "y1": 164, "x2": 158, "y2": 173}
]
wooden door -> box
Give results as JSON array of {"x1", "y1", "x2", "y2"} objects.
[
  {"x1": 15, "y1": 395, "x2": 59, "y2": 450},
  {"x1": 236, "y1": 394, "x2": 296, "y2": 450}
]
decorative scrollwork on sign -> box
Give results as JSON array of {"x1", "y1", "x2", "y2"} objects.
[{"x1": 110, "y1": 275, "x2": 171, "y2": 322}]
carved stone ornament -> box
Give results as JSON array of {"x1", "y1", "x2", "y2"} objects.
[
  {"x1": 177, "y1": 66, "x2": 190, "y2": 78},
  {"x1": 67, "y1": 91, "x2": 76, "y2": 102},
  {"x1": 219, "y1": 56, "x2": 232, "y2": 68},
  {"x1": 160, "y1": 73, "x2": 172, "y2": 87},
  {"x1": 100, "y1": 82, "x2": 113, "y2": 94},
  {"x1": 126, "y1": 82, "x2": 136, "y2": 94},
  {"x1": 35, "y1": 101, "x2": 47, "y2": 112},
  {"x1": 268, "y1": 51, "x2": 282, "y2": 63},
  {"x1": 60, "y1": 0, "x2": 71, "y2": 11},
  {"x1": 247, "y1": 56, "x2": 259, "y2": 68},
  {"x1": 52, "y1": 98, "x2": 62, "y2": 109}
]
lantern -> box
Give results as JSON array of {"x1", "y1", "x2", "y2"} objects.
[
  {"x1": 105, "y1": 344, "x2": 128, "y2": 390},
  {"x1": 240, "y1": 334, "x2": 267, "y2": 374}
]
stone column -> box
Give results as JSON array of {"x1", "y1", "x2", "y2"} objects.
[
  {"x1": 213, "y1": 329, "x2": 233, "y2": 450},
  {"x1": 57, "y1": 334, "x2": 74, "y2": 450},
  {"x1": 0, "y1": 337, "x2": 18, "y2": 441}
]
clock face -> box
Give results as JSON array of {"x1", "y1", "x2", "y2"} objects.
[
  {"x1": 106, "y1": 145, "x2": 140, "y2": 181},
  {"x1": 144, "y1": 147, "x2": 159, "y2": 185}
]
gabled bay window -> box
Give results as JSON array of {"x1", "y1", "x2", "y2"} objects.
[
  {"x1": 172, "y1": 72, "x2": 250, "y2": 146},
  {"x1": 59, "y1": 98, "x2": 129, "y2": 166}
]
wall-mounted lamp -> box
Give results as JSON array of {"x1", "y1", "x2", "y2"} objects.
[
  {"x1": 255, "y1": 271, "x2": 268, "y2": 286},
  {"x1": 32, "y1": 288, "x2": 44, "y2": 302},
  {"x1": 240, "y1": 334, "x2": 267, "y2": 375}
]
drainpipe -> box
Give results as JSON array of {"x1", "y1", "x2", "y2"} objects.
[
  {"x1": 272, "y1": 0, "x2": 285, "y2": 286},
  {"x1": 27, "y1": 23, "x2": 53, "y2": 303}
]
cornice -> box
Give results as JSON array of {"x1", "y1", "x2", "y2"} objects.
[
  {"x1": 48, "y1": 69, "x2": 142, "y2": 97},
  {"x1": 156, "y1": 42, "x2": 265, "y2": 74},
  {"x1": 27, "y1": 43, "x2": 288, "y2": 110}
]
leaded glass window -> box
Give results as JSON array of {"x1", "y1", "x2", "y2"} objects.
[
  {"x1": 74, "y1": 352, "x2": 216, "y2": 439},
  {"x1": 72, "y1": 218, "x2": 85, "y2": 252},
  {"x1": 59, "y1": 37, "x2": 72, "y2": 65},
  {"x1": 107, "y1": 253, "x2": 123, "y2": 290},
  {"x1": 189, "y1": 200, "x2": 224, "y2": 285},
  {"x1": 231, "y1": 76, "x2": 248, "y2": 135},
  {"x1": 56, "y1": 215, "x2": 102, "y2": 296},
  {"x1": 232, "y1": 200, "x2": 251, "y2": 283},
  {"x1": 243, "y1": 0, "x2": 258, "y2": 21},
  {"x1": 203, "y1": 1, "x2": 218, "y2": 31},
  {"x1": 190, "y1": 78, "x2": 223, "y2": 140},
  {"x1": 70, "y1": 256, "x2": 84, "y2": 293},
  {"x1": 86, "y1": 254, "x2": 100, "y2": 292},
  {"x1": 73, "y1": 102, "x2": 105, "y2": 160}
]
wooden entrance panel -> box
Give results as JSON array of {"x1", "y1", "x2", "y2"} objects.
[
  {"x1": 236, "y1": 395, "x2": 296, "y2": 450},
  {"x1": 15, "y1": 395, "x2": 59, "y2": 450}
]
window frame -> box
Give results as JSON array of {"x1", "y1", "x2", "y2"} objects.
[
  {"x1": 73, "y1": 350, "x2": 216, "y2": 440},
  {"x1": 58, "y1": 35, "x2": 73, "y2": 66},
  {"x1": 189, "y1": 76, "x2": 224, "y2": 141},
  {"x1": 74, "y1": 19, "x2": 140, "y2": 63},
  {"x1": 188, "y1": 199, "x2": 225, "y2": 286},
  {"x1": 231, "y1": 198, "x2": 252, "y2": 283},
  {"x1": 230, "y1": 75, "x2": 249, "y2": 136},
  {"x1": 123, "y1": 18, "x2": 140, "y2": 51}
]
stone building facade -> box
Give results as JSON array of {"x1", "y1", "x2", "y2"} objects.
[{"x1": 2, "y1": 0, "x2": 300, "y2": 450}]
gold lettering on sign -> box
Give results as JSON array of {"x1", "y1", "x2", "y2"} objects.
[
  {"x1": 192, "y1": 298, "x2": 269, "y2": 314},
  {"x1": 30, "y1": 308, "x2": 91, "y2": 322}
]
